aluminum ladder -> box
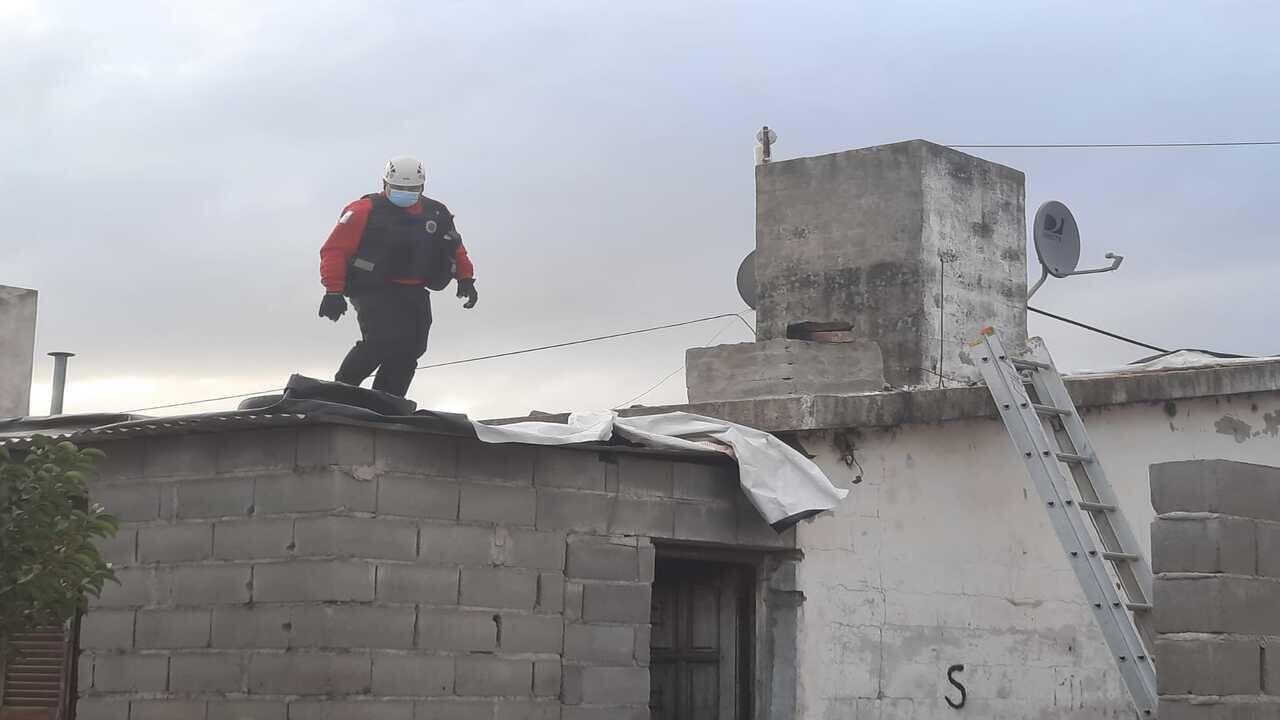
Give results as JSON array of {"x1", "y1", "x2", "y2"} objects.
[{"x1": 973, "y1": 329, "x2": 1157, "y2": 717}]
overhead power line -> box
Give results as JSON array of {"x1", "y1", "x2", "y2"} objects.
[
  {"x1": 948, "y1": 140, "x2": 1280, "y2": 149},
  {"x1": 119, "y1": 312, "x2": 755, "y2": 414}
]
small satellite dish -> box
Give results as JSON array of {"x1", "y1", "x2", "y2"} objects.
[
  {"x1": 1033, "y1": 201, "x2": 1081, "y2": 278},
  {"x1": 736, "y1": 250, "x2": 758, "y2": 310},
  {"x1": 1027, "y1": 200, "x2": 1123, "y2": 299},
  {"x1": 755, "y1": 126, "x2": 777, "y2": 165},
  {"x1": 756, "y1": 127, "x2": 777, "y2": 145}
]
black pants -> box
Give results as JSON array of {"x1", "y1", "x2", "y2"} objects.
[{"x1": 335, "y1": 284, "x2": 432, "y2": 397}]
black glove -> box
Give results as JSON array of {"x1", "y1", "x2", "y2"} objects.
[
  {"x1": 319, "y1": 292, "x2": 347, "y2": 321},
  {"x1": 456, "y1": 278, "x2": 478, "y2": 309}
]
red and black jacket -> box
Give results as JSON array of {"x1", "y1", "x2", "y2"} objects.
[{"x1": 320, "y1": 192, "x2": 476, "y2": 294}]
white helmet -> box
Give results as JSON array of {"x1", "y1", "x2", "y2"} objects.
[{"x1": 383, "y1": 155, "x2": 426, "y2": 187}]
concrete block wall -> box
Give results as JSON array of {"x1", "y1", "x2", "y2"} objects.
[
  {"x1": 79, "y1": 425, "x2": 792, "y2": 719},
  {"x1": 1151, "y1": 460, "x2": 1280, "y2": 719}
]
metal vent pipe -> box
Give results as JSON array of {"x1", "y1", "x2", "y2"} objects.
[{"x1": 48, "y1": 352, "x2": 74, "y2": 415}]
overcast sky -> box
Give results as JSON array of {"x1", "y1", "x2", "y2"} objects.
[{"x1": 4, "y1": 1, "x2": 1277, "y2": 420}]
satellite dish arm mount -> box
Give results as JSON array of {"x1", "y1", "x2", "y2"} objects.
[{"x1": 1027, "y1": 252, "x2": 1124, "y2": 299}]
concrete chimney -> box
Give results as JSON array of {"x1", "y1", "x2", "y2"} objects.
[
  {"x1": 687, "y1": 139, "x2": 1026, "y2": 402},
  {"x1": 1, "y1": 285, "x2": 38, "y2": 418}
]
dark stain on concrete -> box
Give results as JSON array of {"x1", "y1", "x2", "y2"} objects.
[
  {"x1": 970, "y1": 221, "x2": 995, "y2": 239},
  {"x1": 1215, "y1": 415, "x2": 1254, "y2": 444},
  {"x1": 1164, "y1": 401, "x2": 1178, "y2": 418},
  {"x1": 1000, "y1": 247, "x2": 1023, "y2": 262},
  {"x1": 1264, "y1": 411, "x2": 1280, "y2": 438}
]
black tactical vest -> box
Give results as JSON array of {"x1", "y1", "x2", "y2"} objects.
[{"x1": 346, "y1": 193, "x2": 460, "y2": 293}]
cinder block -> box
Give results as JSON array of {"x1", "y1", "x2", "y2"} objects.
[
  {"x1": 503, "y1": 529, "x2": 566, "y2": 571},
  {"x1": 416, "y1": 608, "x2": 498, "y2": 652},
  {"x1": 673, "y1": 501, "x2": 736, "y2": 544},
  {"x1": 495, "y1": 701, "x2": 560, "y2": 720},
  {"x1": 610, "y1": 497, "x2": 675, "y2": 538},
  {"x1": 560, "y1": 664, "x2": 583, "y2": 704},
  {"x1": 460, "y1": 482, "x2": 536, "y2": 526},
  {"x1": 175, "y1": 477, "x2": 255, "y2": 519},
  {"x1": 1151, "y1": 460, "x2": 1280, "y2": 521},
  {"x1": 170, "y1": 651, "x2": 245, "y2": 692},
  {"x1": 247, "y1": 651, "x2": 371, "y2": 694},
  {"x1": 96, "y1": 527, "x2": 137, "y2": 568},
  {"x1": 455, "y1": 657, "x2": 532, "y2": 697},
  {"x1": 634, "y1": 625, "x2": 650, "y2": 666},
  {"x1": 294, "y1": 516, "x2": 418, "y2": 560},
  {"x1": 582, "y1": 582, "x2": 650, "y2": 624},
  {"x1": 1152, "y1": 517, "x2": 1256, "y2": 574},
  {"x1": 212, "y1": 606, "x2": 291, "y2": 649},
  {"x1": 459, "y1": 440, "x2": 535, "y2": 484},
  {"x1": 1258, "y1": 522, "x2": 1280, "y2": 579},
  {"x1": 536, "y1": 572, "x2": 564, "y2": 614},
  {"x1": 89, "y1": 440, "x2": 146, "y2": 483},
  {"x1": 578, "y1": 666, "x2": 649, "y2": 704},
  {"x1": 91, "y1": 566, "x2": 171, "y2": 608},
  {"x1": 1266, "y1": 639, "x2": 1280, "y2": 694},
  {"x1": 290, "y1": 605, "x2": 416, "y2": 649},
  {"x1": 92, "y1": 652, "x2": 169, "y2": 692},
  {"x1": 418, "y1": 523, "x2": 494, "y2": 566},
  {"x1": 130, "y1": 700, "x2": 208, "y2": 720},
  {"x1": 412, "y1": 700, "x2": 495, "y2": 720},
  {"x1": 372, "y1": 652, "x2": 454, "y2": 696},
  {"x1": 535, "y1": 449, "x2": 607, "y2": 491},
  {"x1": 460, "y1": 567, "x2": 538, "y2": 610},
  {"x1": 377, "y1": 564, "x2": 459, "y2": 604},
  {"x1": 288, "y1": 701, "x2": 413, "y2": 720},
  {"x1": 79, "y1": 653, "x2": 94, "y2": 691},
  {"x1": 561, "y1": 706, "x2": 649, "y2": 720},
  {"x1": 80, "y1": 609, "x2": 135, "y2": 650},
  {"x1": 217, "y1": 428, "x2": 297, "y2": 473},
  {"x1": 567, "y1": 536, "x2": 639, "y2": 581},
  {"x1": 500, "y1": 613, "x2": 564, "y2": 653},
  {"x1": 736, "y1": 494, "x2": 794, "y2": 548},
  {"x1": 673, "y1": 462, "x2": 737, "y2": 501},
  {"x1": 564, "y1": 623, "x2": 634, "y2": 663},
  {"x1": 535, "y1": 489, "x2": 613, "y2": 533},
  {"x1": 92, "y1": 483, "x2": 160, "y2": 522},
  {"x1": 75, "y1": 696, "x2": 130, "y2": 720},
  {"x1": 616, "y1": 456, "x2": 674, "y2": 497},
  {"x1": 136, "y1": 608, "x2": 211, "y2": 649},
  {"x1": 533, "y1": 659, "x2": 561, "y2": 697},
  {"x1": 378, "y1": 474, "x2": 459, "y2": 520},
  {"x1": 252, "y1": 559, "x2": 375, "y2": 602},
  {"x1": 144, "y1": 434, "x2": 219, "y2": 478},
  {"x1": 297, "y1": 425, "x2": 375, "y2": 467},
  {"x1": 1155, "y1": 575, "x2": 1280, "y2": 634},
  {"x1": 207, "y1": 700, "x2": 288, "y2": 720},
  {"x1": 254, "y1": 468, "x2": 376, "y2": 514},
  {"x1": 564, "y1": 583, "x2": 584, "y2": 622},
  {"x1": 171, "y1": 564, "x2": 251, "y2": 605},
  {"x1": 637, "y1": 540, "x2": 654, "y2": 584},
  {"x1": 1156, "y1": 637, "x2": 1261, "y2": 695},
  {"x1": 213, "y1": 518, "x2": 294, "y2": 561},
  {"x1": 139, "y1": 522, "x2": 214, "y2": 563},
  {"x1": 375, "y1": 430, "x2": 457, "y2": 476}
]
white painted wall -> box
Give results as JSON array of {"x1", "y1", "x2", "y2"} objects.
[{"x1": 791, "y1": 391, "x2": 1280, "y2": 719}]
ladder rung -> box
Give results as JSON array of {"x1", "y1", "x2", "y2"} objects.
[
  {"x1": 1103, "y1": 551, "x2": 1141, "y2": 562},
  {"x1": 1125, "y1": 602, "x2": 1153, "y2": 612},
  {"x1": 1055, "y1": 452, "x2": 1089, "y2": 464},
  {"x1": 1011, "y1": 357, "x2": 1051, "y2": 371},
  {"x1": 1077, "y1": 500, "x2": 1117, "y2": 513},
  {"x1": 1033, "y1": 403, "x2": 1071, "y2": 416}
]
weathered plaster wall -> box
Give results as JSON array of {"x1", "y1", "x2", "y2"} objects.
[
  {"x1": 76, "y1": 426, "x2": 796, "y2": 720},
  {"x1": 791, "y1": 391, "x2": 1280, "y2": 719},
  {"x1": 0, "y1": 285, "x2": 37, "y2": 418},
  {"x1": 1149, "y1": 460, "x2": 1280, "y2": 718}
]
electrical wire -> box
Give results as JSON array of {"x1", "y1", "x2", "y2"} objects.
[
  {"x1": 613, "y1": 314, "x2": 751, "y2": 409},
  {"x1": 119, "y1": 312, "x2": 756, "y2": 414},
  {"x1": 1028, "y1": 306, "x2": 1169, "y2": 353},
  {"x1": 947, "y1": 140, "x2": 1280, "y2": 149}
]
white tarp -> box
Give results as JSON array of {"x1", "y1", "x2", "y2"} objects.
[{"x1": 473, "y1": 411, "x2": 848, "y2": 530}]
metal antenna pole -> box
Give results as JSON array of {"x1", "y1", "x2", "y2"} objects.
[{"x1": 48, "y1": 352, "x2": 74, "y2": 415}]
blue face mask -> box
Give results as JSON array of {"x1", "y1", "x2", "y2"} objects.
[{"x1": 387, "y1": 189, "x2": 419, "y2": 208}]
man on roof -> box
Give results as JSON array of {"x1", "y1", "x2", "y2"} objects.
[{"x1": 318, "y1": 155, "x2": 478, "y2": 398}]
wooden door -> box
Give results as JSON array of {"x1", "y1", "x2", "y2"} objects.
[
  {"x1": 0, "y1": 622, "x2": 77, "y2": 720},
  {"x1": 649, "y1": 559, "x2": 751, "y2": 720}
]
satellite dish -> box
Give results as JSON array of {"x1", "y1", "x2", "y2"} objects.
[
  {"x1": 1033, "y1": 201, "x2": 1082, "y2": 278},
  {"x1": 1027, "y1": 200, "x2": 1123, "y2": 299},
  {"x1": 736, "y1": 250, "x2": 758, "y2": 310}
]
